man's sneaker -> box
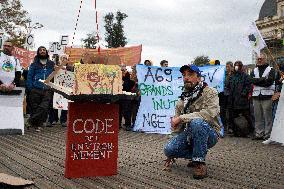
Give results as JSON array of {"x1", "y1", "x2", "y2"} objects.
[{"x1": 193, "y1": 162, "x2": 208, "y2": 179}]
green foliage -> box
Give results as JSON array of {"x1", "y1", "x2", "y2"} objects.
[
  {"x1": 82, "y1": 32, "x2": 98, "y2": 49},
  {"x1": 104, "y1": 11, "x2": 128, "y2": 48},
  {"x1": 0, "y1": 0, "x2": 31, "y2": 48},
  {"x1": 192, "y1": 55, "x2": 210, "y2": 67}
]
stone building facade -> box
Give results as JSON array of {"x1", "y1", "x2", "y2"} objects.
[{"x1": 256, "y1": 0, "x2": 284, "y2": 64}]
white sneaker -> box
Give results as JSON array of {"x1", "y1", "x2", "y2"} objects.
[{"x1": 262, "y1": 138, "x2": 273, "y2": 145}]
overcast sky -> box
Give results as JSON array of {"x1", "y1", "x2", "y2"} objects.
[{"x1": 21, "y1": 0, "x2": 265, "y2": 66}]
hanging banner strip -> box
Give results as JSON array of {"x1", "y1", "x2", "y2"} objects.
[{"x1": 71, "y1": 0, "x2": 84, "y2": 48}]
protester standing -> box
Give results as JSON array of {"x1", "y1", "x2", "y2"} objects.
[
  {"x1": 250, "y1": 53, "x2": 275, "y2": 140},
  {"x1": 0, "y1": 40, "x2": 22, "y2": 92},
  {"x1": 26, "y1": 46, "x2": 55, "y2": 131},
  {"x1": 226, "y1": 61, "x2": 253, "y2": 137}
]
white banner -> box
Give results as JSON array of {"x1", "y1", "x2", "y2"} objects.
[
  {"x1": 53, "y1": 69, "x2": 75, "y2": 110},
  {"x1": 133, "y1": 64, "x2": 225, "y2": 134},
  {"x1": 270, "y1": 86, "x2": 284, "y2": 144}
]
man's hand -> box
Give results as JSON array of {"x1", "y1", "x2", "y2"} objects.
[
  {"x1": 0, "y1": 84, "x2": 7, "y2": 92},
  {"x1": 171, "y1": 116, "x2": 182, "y2": 129},
  {"x1": 6, "y1": 83, "x2": 15, "y2": 92},
  {"x1": 272, "y1": 92, "x2": 281, "y2": 101}
]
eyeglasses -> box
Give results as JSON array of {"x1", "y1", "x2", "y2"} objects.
[{"x1": 3, "y1": 45, "x2": 12, "y2": 47}]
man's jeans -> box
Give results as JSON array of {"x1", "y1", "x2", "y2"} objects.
[{"x1": 164, "y1": 118, "x2": 218, "y2": 162}]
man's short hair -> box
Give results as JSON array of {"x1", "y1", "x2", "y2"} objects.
[
  {"x1": 3, "y1": 39, "x2": 13, "y2": 45},
  {"x1": 160, "y1": 60, "x2": 168, "y2": 66}
]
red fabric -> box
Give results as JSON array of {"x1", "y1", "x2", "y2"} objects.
[
  {"x1": 65, "y1": 45, "x2": 142, "y2": 66},
  {"x1": 13, "y1": 47, "x2": 36, "y2": 68},
  {"x1": 65, "y1": 102, "x2": 119, "y2": 178}
]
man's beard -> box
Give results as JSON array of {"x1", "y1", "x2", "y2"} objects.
[
  {"x1": 184, "y1": 82, "x2": 197, "y2": 92},
  {"x1": 3, "y1": 49, "x2": 12, "y2": 56},
  {"x1": 38, "y1": 54, "x2": 48, "y2": 59}
]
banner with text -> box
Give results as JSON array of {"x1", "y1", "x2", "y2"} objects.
[{"x1": 133, "y1": 64, "x2": 225, "y2": 134}]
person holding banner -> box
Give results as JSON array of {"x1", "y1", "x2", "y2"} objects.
[
  {"x1": 272, "y1": 63, "x2": 284, "y2": 122},
  {"x1": 26, "y1": 46, "x2": 55, "y2": 132},
  {"x1": 164, "y1": 64, "x2": 220, "y2": 179},
  {"x1": 0, "y1": 40, "x2": 22, "y2": 92}
]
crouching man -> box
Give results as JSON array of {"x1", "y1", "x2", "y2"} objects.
[{"x1": 164, "y1": 64, "x2": 221, "y2": 179}]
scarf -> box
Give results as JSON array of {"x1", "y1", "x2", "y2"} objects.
[{"x1": 180, "y1": 82, "x2": 207, "y2": 114}]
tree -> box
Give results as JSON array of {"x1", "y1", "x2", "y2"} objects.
[
  {"x1": 104, "y1": 11, "x2": 128, "y2": 48},
  {"x1": 192, "y1": 55, "x2": 210, "y2": 67},
  {"x1": 0, "y1": 0, "x2": 31, "y2": 47},
  {"x1": 82, "y1": 32, "x2": 98, "y2": 49}
]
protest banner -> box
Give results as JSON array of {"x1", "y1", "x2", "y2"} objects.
[
  {"x1": 133, "y1": 64, "x2": 225, "y2": 134},
  {"x1": 268, "y1": 85, "x2": 284, "y2": 144},
  {"x1": 65, "y1": 45, "x2": 142, "y2": 66},
  {"x1": 65, "y1": 102, "x2": 119, "y2": 178},
  {"x1": 74, "y1": 64, "x2": 122, "y2": 95},
  {"x1": 13, "y1": 47, "x2": 36, "y2": 68},
  {"x1": 53, "y1": 69, "x2": 75, "y2": 110}
]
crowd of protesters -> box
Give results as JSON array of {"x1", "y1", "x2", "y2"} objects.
[
  {"x1": 0, "y1": 40, "x2": 283, "y2": 141},
  {"x1": 221, "y1": 53, "x2": 284, "y2": 140}
]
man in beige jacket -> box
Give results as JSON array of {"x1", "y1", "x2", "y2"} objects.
[{"x1": 164, "y1": 64, "x2": 221, "y2": 179}]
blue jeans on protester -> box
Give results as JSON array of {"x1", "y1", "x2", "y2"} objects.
[
  {"x1": 272, "y1": 100, "x2": 278, "y2": 123},
  {"x1": 164, "y1": 118, "x2": 218, "y2": 162}
]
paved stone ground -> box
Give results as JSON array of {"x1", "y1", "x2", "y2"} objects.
[{"x1": 0, "y1": 126, "x2": 283, "y2": 189}]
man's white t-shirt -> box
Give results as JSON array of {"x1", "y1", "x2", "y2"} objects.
[{"x1": 0, "y1": 52, "x2": 22, "y2": 85}]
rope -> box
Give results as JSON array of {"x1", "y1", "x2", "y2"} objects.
[
  {"x1": 71, "y1": 0, "x2": 84, "y2": 48},
  {"x1": 94, "y1": 0, "x2": 101, "y2": 53}
]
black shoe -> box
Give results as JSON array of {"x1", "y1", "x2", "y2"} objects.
[
  {"x1": 252, "y1": 136, "x2": 263, "y2": 140},
  {"x1": 45, "y1": 122, "x2": 53, "y2": 127},
  {"x1": 61, "y1": 122, "x2": 67, "y2": 127}
]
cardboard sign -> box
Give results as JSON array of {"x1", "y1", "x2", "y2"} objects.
[
  {"x1": 65, "y1": 102, "x2": 119, "y2": 178},
  {"x1": 60, "y1": 35, "x2": 69, "y2": 46},
  {"x1": 49, "y1": 42, "x2": 64, "y2": 55},
  {"x1": 53, "y1": 70, "x2": 75, "y2": 110},
  {"x1": 25, "y1": 34, "x2": 34, "y2": 49},
  {"x1": 133, "y1": 65, "x2": 226, "y2": 134},
  {"x1": 74, "y1": 64, "x2": 123, "y2": 95}
]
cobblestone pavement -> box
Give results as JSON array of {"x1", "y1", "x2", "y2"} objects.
[{"x1": 0, "y1": 126, "x2": 283, "y2": 189}]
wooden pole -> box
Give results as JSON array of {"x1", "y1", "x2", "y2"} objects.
[{"x1": 265, "y1": 46, "x2": 279, "y2": 70}]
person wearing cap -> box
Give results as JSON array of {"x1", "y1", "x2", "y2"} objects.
[{"x1": 164, "y1": 64, "x2": 220, "y2": 179}]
